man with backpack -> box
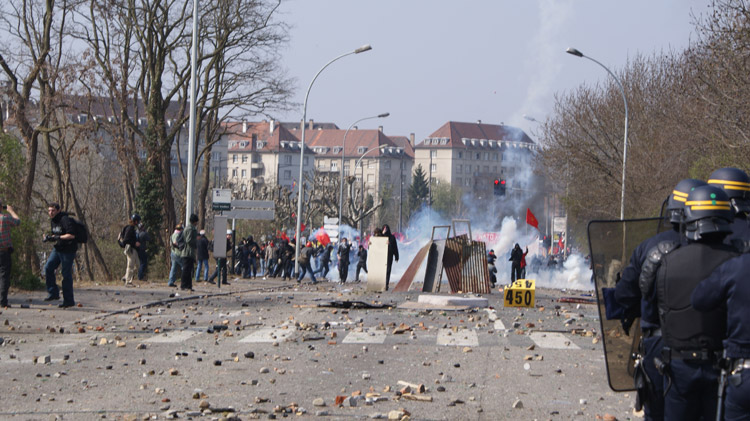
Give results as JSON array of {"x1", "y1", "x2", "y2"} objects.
[
  {"x1": 118, "y1": 214, "x2": 141, "y2": 285},
  {"x1": 42, "y1": 203, "x2": 78, "y2": 308},
  {"x1": 178, "y1": 214, "x2": 198, "y2": 291}
]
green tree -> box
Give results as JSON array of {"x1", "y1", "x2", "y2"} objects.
[
  {"x1": 134, "y1": 158, "x2": 164, "y2": 259},
  {"x1": 407, "y1": 164, "x2": 429, "y2": 218},
  {"x1": 431, "y1": 183, "x2": 466, "y2": 220}
]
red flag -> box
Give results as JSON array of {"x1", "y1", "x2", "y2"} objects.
[{"x1": 526, "y1": 208, "x2": 539, "y2": 229}]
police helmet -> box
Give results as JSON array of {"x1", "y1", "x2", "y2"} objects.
[
  {"x1": 707, "y1": 167, "x2": 750, "y2": 213},
  {"x1": 131, "y1": 213, "x2": 141, "y2": 222},
  {"x1": 683, "y1": 185, "x2": 734, "y2": 241},
  {"x1": 667, "y1": 179, "x2": 707, "y2": 224}
]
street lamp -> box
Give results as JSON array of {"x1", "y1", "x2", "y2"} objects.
[
  {"x1": 354, "y1": 144, "x2": 388, "y2": 236},
  {"x1": 566, "y1": 47, "x2": 629, "y2": 220},
  {"x1": 338, "y1": 113, "x2": 389, "y2": 237},
  {"x1": 294, "y1": 44, "x2": 372, "y2": 273}
]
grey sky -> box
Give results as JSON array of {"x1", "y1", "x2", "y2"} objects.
[{"x1": 275, "y1": 0, "x2": 710, "y2": 143}]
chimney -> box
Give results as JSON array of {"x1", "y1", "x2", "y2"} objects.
[
  {"x1": 269, "y1": 119, "x2": 275, "y2": 134},
  {"x1": 410, "y1": 133, "x2": 415, "y2": 146},
  {"x1": 477, "y1": 119, "x2": 482, "y2": 124},
  {"x1": 308, "y1": 119, "x2": 314, "y2": 130},
  {"x1": 378, "y1": 126, "x2": 383, "y2": 132},
  {"x1": 242, "y1": 121, "x2": 248, "y2": 133},
  {"x1": 353, "y1": 126, "x2": 358, "y2": 130}
]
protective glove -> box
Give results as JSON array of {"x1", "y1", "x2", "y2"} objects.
[{"x1": 43, "y1": 234, "x2": 60, "y2": 243}]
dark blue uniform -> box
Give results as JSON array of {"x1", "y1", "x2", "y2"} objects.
[
  {"x1": 615, "y1": 227, "x2": 680, "y2": 421},
  {"x1": 692, "y1": 253, "x2": 750, "y2": 421}
]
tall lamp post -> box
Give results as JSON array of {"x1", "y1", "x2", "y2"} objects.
[
  {"x1": 354, "y1": 144, "x2": 388, "y2": 236},
  {"x1": 294, "y1": 44, "x2": 372, "y2": 273},
  {"x1": 566, "y1": 47, "x2": 629, "y2": 220},
  {"x1": 338, "y1": 112, "x2": 389, "y2": 237}
]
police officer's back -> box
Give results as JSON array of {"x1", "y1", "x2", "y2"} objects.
[{"x1": 639, "y1": 185, "x2": 740, "y2": 420}]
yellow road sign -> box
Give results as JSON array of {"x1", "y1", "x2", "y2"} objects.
[{"x1": 504, "y1": 278, "x2": 535, "y2": 308}]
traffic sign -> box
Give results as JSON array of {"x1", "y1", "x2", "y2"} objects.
[{"x1": 504, "y1": 279, "x2": 536, "y2": 308}]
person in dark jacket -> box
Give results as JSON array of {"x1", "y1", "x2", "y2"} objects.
[
  {"x1": 194, "y1": 230, "x2": 210, "y2": 282},
  {"x1": 382, "y1": 224, "x2": 399, "y2": 290},
  {"x1": 136, "y1": 222, "x2": 151, "y2": 281},
  {"x1": 337, "y1": 237, "x2": 351, "y2": 284},
  {"x1": 355, "y1": 245, "x2": 368, "y2": 281},
  {"x1": 43, "y1": 203, "x2": 77, "y2": 308},
  {"x1": 509, "y1": 243, "x2": 523, "y2": 283},
  {"x1": 315, "y1": 244, "x2": 333, "y2": 278},
  {"x1": 119, "y1": 214, "x2": 141, "y2": 285},
  {"x1": 207, "y1": 231, "x2": 232, "y2": 285}
]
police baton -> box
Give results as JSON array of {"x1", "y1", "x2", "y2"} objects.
[{"x1": 716, "y1": 349, "x2": 728, "y2": 421}]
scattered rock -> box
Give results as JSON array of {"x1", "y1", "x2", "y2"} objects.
[
  {"x1": 512, "y1": 399, "x2": 523, "y2": 409},
  {"x1": 312, "y1": 398, "x2": 325, "y2": 407}
]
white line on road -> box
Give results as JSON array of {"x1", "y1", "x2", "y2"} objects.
[
  {"x1": 342, "y1": 328, "x2": 387, "y2": 344},
  {"x1": 529, "y1": 331, "x2": 580, "y2": 349},
  {"x1": 239, "y1": 327, "x2": 295, "y2": 343},
  {"x1": 145, "y1": 330, "x2": 200, "y2": 343},
  {"x1": 436, "y1": 328, "x2": 479, "y2": 347}
]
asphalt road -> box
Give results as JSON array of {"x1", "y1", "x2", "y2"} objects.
[{"x1": 0, "y1": 277, "x2": 638, "y2": 421}]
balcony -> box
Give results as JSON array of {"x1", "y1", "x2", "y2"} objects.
[{"x1": 251, "y1": 162, "x2": 264, "y2": 169}]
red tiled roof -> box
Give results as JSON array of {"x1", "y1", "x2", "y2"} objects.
[
  {"x1": 418, "y1": 121, "x2": 534, "y2": 149},
  {"x1": 225, "y1": 122, "x2": 307, "y2": 153},
  {"x1": 303, "y1": 129, "x2": 400, "y2": 158},
  {"x1": 388, "y1": 136, "x2": 415, "y2": 159}
]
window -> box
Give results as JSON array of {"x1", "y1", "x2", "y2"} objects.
[
  {"x1": 241, "y1": 155, "x2": 248, "y2": 163},
  {"x1": 171, "y1": 166, "x2": 177, "y2": 175},
  {"x1": 368, "y1": 160, "x2": 375, "y2": 169},
  {"x1": 283, "y1": 170, "x2": 291, "y2": 180},
  {"x1": 431, "y1": 163, "x2": 437, "y2": 172},
  {"x1": 251, "y1": 168, "x2": 263, "y2": 178},
  {"x1": 430, "y1": 150, "x2": 437, "y2": 158},
  {"x1": 457, "y1": 177, "x2": 462, "y2": 185},
  {"x1": 458, "y1": 151, "x2": 463, "y2": 159},
  {"x1": 343, "y1": 164, "x2": 350, "y2": 176},
  {"x1": 232, "y1": 155, "x2": 237, "y2": 164},
  {"x1": 385, "y1": 174, "x2": 391, "y2": 182},
  {"x1": 357, "y1": 146, "x2": 366, "y2": 154},
  {"x1": 457, "y1": 164, "x2": 462, "y2": 174},
  {"x1": 483, "y1": 152, "x2": 489, "y2": 160},
  {"x1": 284, "y1": 155, "x2": 292, "y2": 165},
  {"x1": 367, "y1": 174, "x2": 374, "y2": 184},
  {"x1": 241, "y1": 169, "x2": 247, "y2": 178},
  {"x1": 252, "y1": 154, "x2": 261, "y2": 163},
  {"x1": 331, "y1": 162, "x2": 339, "y2": 171},
  {"x1": 384, "y1": 160, "x2": 391, "y2": 169},
  {"x1": 475, "y1": 153, "x2": 480, "y2": 160},
  {"x1": 303, "y1": 157, "x2": 309, "y2": 165},
  {"x1": 231, "y1": 168, "x2": 237, "y2": 177},
  {"x1": 493, "y1": 153, "x2": 498, "y2": 161}
]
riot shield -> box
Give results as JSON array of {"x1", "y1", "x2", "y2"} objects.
[{"x1": 587, "y1": 218, "x2": 664, "y2": 392}]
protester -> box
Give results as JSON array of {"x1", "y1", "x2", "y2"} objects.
[
  {"x1": 167, "y1": 224, "x2": 183, "y2": 287},
  {"x1": 355, "y1": 244, "x2": 368, "y2": 282},
  {"x1": 118, "y1": 214, "x2": 141, "y2": 285},
  {"x1": 195, "y1": 230, "x2": 210, "y2": 282},
  {"x1": 519, "y1": 246, "x2": 529, "y2": 279},
  {"x1": 179, "y1": 214, "x2": 198, "y2": 291},
  {"x1": 296, "y1": 241, "x2": 317, "y2": 284},
  {"x1": 338, "y1": 237, "x2": 352, "y2": 284},
  {"x1": 509, "y1": 243, "x2": 523, "y2": 283},
  {"x1": 0, "y1": 203, "x2": 20, "y2": 307},
  {"x1": 264, "y1": 241, "x2": 276, "y2": 279},
  {"x1": 487, "y1": 249, "x2": 497, "y2": 287},
  {"x1": 43, "y1": 203, "x2": 77, "y2": 308},
  {"x1": 136, "y1": 222, "x2": 151, "y2": 281},
  {"x1": 315, "y1": 244, "x2": 333, "y2": 278},
  {"x1": 382, "y1": 224, "x2": 399, "y2": 290}
]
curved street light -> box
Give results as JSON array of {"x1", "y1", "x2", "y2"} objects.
[
  {"x1": 354, "y1": 144, "x2": 388, "y2": 236},
  {"x1": 294, "y1": 44, "x2": 372, "y2": 273},
  {"x1": 566, "y1": 47, "x2": 629, "y2": 220},
  {"x1": 338, "y1": 113, "x2": 389, "y2": 235}
]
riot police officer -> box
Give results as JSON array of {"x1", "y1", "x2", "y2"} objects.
[
  {"x1": 692, "y1": 253, "x2": 750, "y2": 420},
  {"x1": 708, "y1": 166, "x2": 750, "y2": 246},
  {"x1": 615, "y1": 178, "x2": 705, "y2": 421},
  {"x1": 639, "y1": 185, "x2": 740, "y2": 420}
]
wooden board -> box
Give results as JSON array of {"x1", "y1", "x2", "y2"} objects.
[
  {"x1": 422, "y1": 240, "x2": 446, "y2": 293},
  {"x1": 392, "y1": 242, "x2": 431, "y2": 292},
  {"x1": 366, "y1": 237, "x2": 389, "y2": 292}
]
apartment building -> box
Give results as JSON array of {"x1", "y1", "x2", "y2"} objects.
[{"x1": 414, "y1": 121, "x2": 537, "y2": 200}]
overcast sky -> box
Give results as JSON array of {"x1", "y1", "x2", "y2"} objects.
[{"x1": 274, "y1": 0, "x2": 711, "y2": 143}]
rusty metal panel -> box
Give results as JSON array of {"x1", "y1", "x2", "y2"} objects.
[
  {"x1": 392, "y1": 241, "x2": 431, "y2": 292},
  {"x1": 460, "y1": 241, "x2": 491, "y2": 294}
]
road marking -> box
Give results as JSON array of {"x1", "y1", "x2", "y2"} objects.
[
  {"x1": 529, "y1": 332, "x2": 580, "y2": 349},
  {"x1": 239, "y1": 327, "x2": 295, "y2": 343},
  {"x1": 342, "y1": 328, "x2": 387, "y2": 344},
  {"x1": 436, "y1": 328, "x2": 479, "y2": 347},
  {"x1": 145, "y1": 330, "x2": 200, "y2": 343}
]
